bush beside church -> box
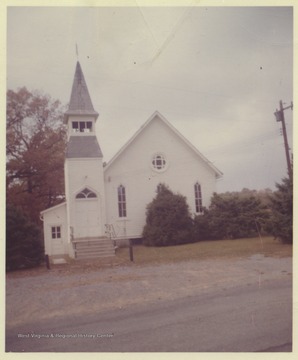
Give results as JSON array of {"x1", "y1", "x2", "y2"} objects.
[
  {"x1": 142, "y1": 181, "x2": 292, "y2": 246},
  {"x1": 142, "y1": 184, "x2": 194, "y2": 246}
]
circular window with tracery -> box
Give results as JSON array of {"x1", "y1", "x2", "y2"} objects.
[{"x1": 152, "y1": 153, "x2": 167, "y2": 171}]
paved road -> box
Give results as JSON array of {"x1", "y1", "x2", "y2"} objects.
[{"x1": 6, "y1": 277, "x2": 292, "y2": 352}]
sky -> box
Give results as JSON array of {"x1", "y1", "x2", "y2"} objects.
[{"x1": 5, "y1": 4, "x2": 294, "y2": 193}]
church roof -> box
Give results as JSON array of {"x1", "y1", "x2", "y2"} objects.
[
  {"x1": 66, "y1": 136, "x2": 103, "y2": 158},
  {"x1": 65, "y1": 61, "x2": 99, "y2": 119}
]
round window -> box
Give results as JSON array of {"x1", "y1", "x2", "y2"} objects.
[{"x1": 152, "y1": 153, "x2": 167, "y2": 171}]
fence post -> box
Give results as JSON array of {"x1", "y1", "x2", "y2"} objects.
[
  {"x1": 129, "y1": 239, "x2": 134, "y2": 262},
  {"x1": 45, "y1": 254, "x2": 51, "y2": 270}
]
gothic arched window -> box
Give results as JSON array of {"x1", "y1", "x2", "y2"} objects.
[
  {"x1": 194, "y1": 182, "x2": 203, "y2": 213},
  {"x1": 156, "y1": 183, "x2": 163, "y2": 193},
  {"x1": 76, "y1": 187, "x2": 97, "y2": 199},
  {"x1": 118, "y1": 185, "x2": 127, "y2": 217}
]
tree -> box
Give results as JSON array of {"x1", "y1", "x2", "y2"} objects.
[
  {"x1": 266, "y1": 175, "x2": 293, "y2": 244},
  {"x1": 193, "y1": 192, "x2": 270, "y2": 240},
  {"x1": 143, "y1": 184, "x2": 194, "y2": 246},
  {"x1": 6, "y1": 87, "x2": 67, "y2": 224},
  {"x1": 6, "y1": 205, "x2": 44, "y2": 271}
]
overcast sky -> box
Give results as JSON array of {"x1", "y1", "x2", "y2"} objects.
[{"x1": 6, "y1": 5, "x2": 293, "y2": 193}]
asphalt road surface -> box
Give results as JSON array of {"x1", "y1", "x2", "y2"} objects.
[{"x1": 6, "y1": 277, "x2": 292, "y2": 352}]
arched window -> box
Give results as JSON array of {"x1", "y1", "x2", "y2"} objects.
[
  {"x1": 194, "y1": 182, "x2": 203, "y2": 213},
  {"x1": 76, "y1": 187, "x2": 97, "y2": 199},
  {"x1": 156, "y1": 183, "x2": 163, "y2": 194},
  {"x1": 118, "y1": 185, "x2": 127, "y2": 217}
]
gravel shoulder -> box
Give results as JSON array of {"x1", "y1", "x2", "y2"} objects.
[{"x1": 6, "y1": 254, "x2": 292, "y2": 329}]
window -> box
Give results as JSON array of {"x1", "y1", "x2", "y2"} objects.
[
  {"x1": 72, "y1": 121, "x2": 79, "y2": 132},
  {"x1": 118, "y1": 185, "x2": 127, "y2": 217},
  {"x1": 51, "y1": 226, "x2": 61, "y2": 239},
  {"x1": 156, "y1": 183, "x2": 163, "y2": 193},
  {"x1": 72, "y1": 121, "x2": 92, "y2": 133},
  {"x1": 152, "y1": 153, "x2": 166, "y2": 171},
  {"x1": 194, "y1": 182, "x2": 203, "y2": 213},
  {"x1": 76, "y1": 187, "x2": 97, "y2": 199}
]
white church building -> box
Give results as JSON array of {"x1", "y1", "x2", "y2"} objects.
[{"x1": 41, "y1": 62, "x2": 222, "y2": 261}]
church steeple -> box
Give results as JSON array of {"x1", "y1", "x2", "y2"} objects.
[
  {"x1": 64, "y1": 61, "x2": 106, "y2": 243},
  {"x1": 64, "y1": 61, "x2": 102, "y2": 158},
  {"x1": 65, "y1": 61, "x2": 99, "y2": 119}
]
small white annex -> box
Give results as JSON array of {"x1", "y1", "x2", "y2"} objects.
[{"x1": 41, "y1": 62, "x2": 222, "y2": 261}]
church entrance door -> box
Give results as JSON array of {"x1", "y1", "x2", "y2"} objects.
[{"x1": 75, "y1": 199, "x2": 102, "y2": 238}]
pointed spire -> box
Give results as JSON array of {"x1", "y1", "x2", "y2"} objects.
[{"x1": 65, "y1": 61, "x2": 99, "y2": 119}]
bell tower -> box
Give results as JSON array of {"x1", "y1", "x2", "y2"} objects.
[{"x1": 64, "y1": 62, "x2": 106, "y2": 247}]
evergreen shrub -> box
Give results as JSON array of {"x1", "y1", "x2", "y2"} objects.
[{"x1": 142, "y1": 184, "x2": 194, "y2": 246}]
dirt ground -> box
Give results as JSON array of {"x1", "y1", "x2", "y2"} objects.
[{"x1": 6, "y1": 253, "x2": 292, "y2": 330}]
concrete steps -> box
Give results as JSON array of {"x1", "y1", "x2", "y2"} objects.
[{"x1": 72, "y1": 237, "x2": 115, "y2": 260}]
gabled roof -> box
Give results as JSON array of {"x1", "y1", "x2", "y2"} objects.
[
  {"x1": 40, "y1": 201, "x2": 66, "y2": 215},
  {"x1": 64, "y1": 61, "x2": 99, "y2": 120},
  {"x1": 104, "y1": 111, "x2": 223, "y2": 178},
  {"x1": 66, "y1": 136, "x2": 103, "y2": 158}
]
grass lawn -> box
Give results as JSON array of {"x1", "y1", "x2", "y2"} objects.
[
  {"x1": 7, "y1": 236, "x2": 292, "y2": 276},
  {"x1": 116, "y1": 236, "x2": 292, "y2": 266}
]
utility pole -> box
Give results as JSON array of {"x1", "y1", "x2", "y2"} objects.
[{"x1": 274, "y1": 100, "x2": 293, "y2": 178}]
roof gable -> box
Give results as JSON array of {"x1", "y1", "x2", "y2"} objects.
[
  {"x1": 40, "y1": 202, "x2": 66, "y2": 215},
  {"x1": 104, "y1": 111, "x2": 222, "y2": 178}
]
